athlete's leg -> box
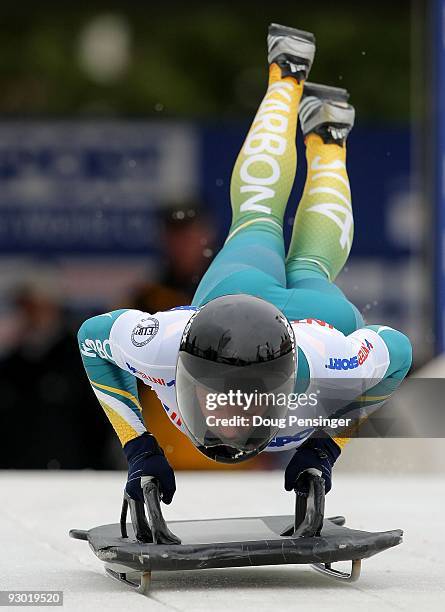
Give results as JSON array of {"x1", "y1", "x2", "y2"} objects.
[
  {"x1": 287, "y1": 134, "x2": 352, "y2": 284},
  {"x1": 193, "y1": 25, "x2": 315, "y2": 307},
  {"x1": 283, "y1": 83, "x2": 363, "y2": 333}
]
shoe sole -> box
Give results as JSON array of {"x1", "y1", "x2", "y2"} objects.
[
  {"x1": 268, "y1": 23, "x2": 315, "y2": 44},
  {"x1": 303, "y1": 82, "x2": 350, "y2": 103}
]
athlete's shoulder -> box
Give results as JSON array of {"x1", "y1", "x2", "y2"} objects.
[
  {"x1": 109, "y1": 305, "x2": 197, "y2": 369},
  {"x1": 290, "y1": 318, "x2": 353, "y2": 378},
  {"x1": 291, "y1": 318, "x2": 389, "y2": 379}
]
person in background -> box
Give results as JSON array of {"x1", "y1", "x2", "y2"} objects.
[
  {"x1": 0, "y1": 283, "x2": 111, "y2": 469},
  {"x1": 159, "y1": 203, "x2": 217, "y2": 298}
]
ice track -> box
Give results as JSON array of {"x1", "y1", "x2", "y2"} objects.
[{"x1": 0, "y1": 471, "x2": 443, "y2": 611}]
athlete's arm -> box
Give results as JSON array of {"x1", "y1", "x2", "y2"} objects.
[
  {"x1": 77, "y1": 309, "x2": 147, "y2": 446},
  {"x1": 77, "y1": 309, "x2": 176, "y2": 504},
  {"x1": 285, "y1": 322, "x2": 412, "y2": 493},
  {"x1": 333, "y1": 324, "x2": 412, "y2": 449}
]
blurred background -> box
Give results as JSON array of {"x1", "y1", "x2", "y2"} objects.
[{"x1": 0, "y1": 0, "x2": 442, "y2": 473}]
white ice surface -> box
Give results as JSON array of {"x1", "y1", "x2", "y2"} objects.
[{"x1": 0, "y1": 471, "x2": 444, "y2": 611}]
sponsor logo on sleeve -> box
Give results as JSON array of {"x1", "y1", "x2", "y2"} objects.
[
  {"x1": 80, "y1": 338, "x2": 114, "y2": 361},
  {"x1": 126, "y1": 362, "x2": 174, "y2": 387},
  {"x1": 131, "y1": 317, "x2": 159, "y2": 347},
  {"x1": 325, "y1": 338, "x2": 373, "y2": 370}
]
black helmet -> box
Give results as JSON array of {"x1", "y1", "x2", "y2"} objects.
[{"x1": 175, "y1": 294, "x2": 297, "y2": 463}]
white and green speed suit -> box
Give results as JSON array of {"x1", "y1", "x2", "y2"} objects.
[{"x1": 78, "y1": 61, "x2": 412, "y2": 455}]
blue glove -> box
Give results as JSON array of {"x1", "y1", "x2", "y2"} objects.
[
  {"x1": 124, "y1": 433, "x2": 176, "y2": 504},
  {"x1": 284, "y1": 436, "x2": 341, "y2": 494}
]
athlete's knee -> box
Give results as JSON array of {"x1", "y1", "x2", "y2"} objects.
[
  {"x1": 380, "y1": 328, "x2": 413, "y2": 379},
  {"x1": 350, "y1": 303, "x2": 364, "y2": 330},
  {"x1": 327, "y1": 299, "x2": 364, "y2": 335}
]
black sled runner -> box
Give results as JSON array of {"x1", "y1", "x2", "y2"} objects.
[{"x1": 69, "y1": 474, "x2": 402, "y2": 594}]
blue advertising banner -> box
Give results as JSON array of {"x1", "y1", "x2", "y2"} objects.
[{"x1": 0, "y1": 121, "x2": 199, "y2": 254}]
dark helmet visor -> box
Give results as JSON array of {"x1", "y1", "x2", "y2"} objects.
[{"x1": 176, "y1": 350, "x2": 296, "y2": 462}]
